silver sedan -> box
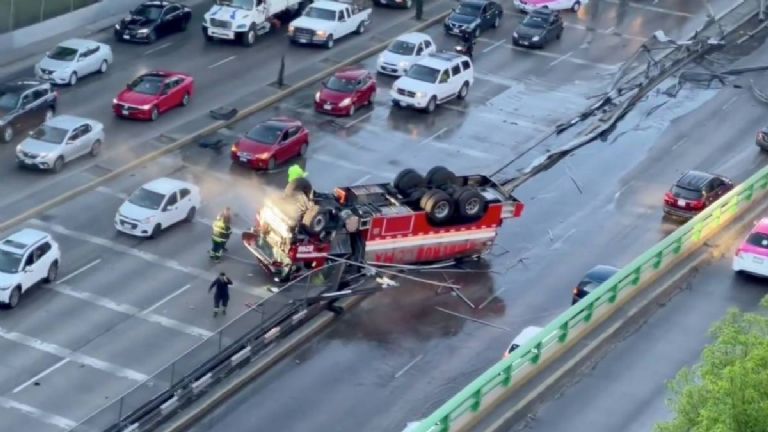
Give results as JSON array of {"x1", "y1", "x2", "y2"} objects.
[
  {"x1": 16, "y1": 115, "x2": 104, "y2": 173},
  {"x1": 35, "y1": 39, "x2": 113, "y2": 86}
]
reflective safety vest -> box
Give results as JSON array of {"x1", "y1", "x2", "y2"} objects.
[
  {"x1": 287, "y1": 165, "x2": 307, "y2": 183},
  {"x1": 212, "y1": 218, "x2": 232, "y2": 242}
]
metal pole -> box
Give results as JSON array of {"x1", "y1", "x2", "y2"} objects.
[
  {"x1": 169, "y1": 362, "x2": 176, "y2": 386},
  {"x1": 9, "y1": 0, "x2": 14, "y2": 32},
  {"x1": 117, "y1": 396, "x2": 124, "y2": 421},
  {"x1": 40, "y1": 0, "x2": 46, "y2": 22},
  {"x1": 761, "y1": 0, "x2": 766, "y2": 21}
]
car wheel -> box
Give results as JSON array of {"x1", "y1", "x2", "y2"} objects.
[
  {"x1": 572, "y1": 0, "x2": 581, "y2": 12},
  {"x1": 556, "y1": 30, "x2": 562, "y2": 40},
  {"x1": 180, "y1": 19, "x2": 189, "y2": 32},
  {"x1": 90, "y1": 139, "x2": 102, "y2": 157},
  {"x1": 44, "y1": 261, "x2": 58, "y2": 283},
  {"x1": 69, "y1": 72, "x2": 78, "y2": 86},
  {"x1": 44, "y1": 108, "x2": 54, "y2": 122},
  {"x1": 367, "y1": 90, "x2": 376, "y2": 105},
  {"x1": 348, "y1": 104, "x2": 356, "y2": 117},
  {"x1": 150, "y1": 223, "x2": 161, "y2": 239},
  {"x1": 493, "y1": 16, "x2": 500, "y2": 28},
  {"x1": 52, "y1": 157, "x2": 64, "y2": 173},
  {"x1": 267, "y1": 157, "x2": 276, "y2": 170},
  {"x1": 356, "y1": 22, "x2": 366, "y2": 34},
  {"x1": 300, "y1": 142, "x2": 308, "y2": 156},
  {"x1": 425, "y1": 96, "x2": 436, "y2": 113},
  {"x1": 99, "y1": 60, "x2": 108, "y2": 74},
  {"x1": 185, "y1": 206, "x2": 196, "y2": 222},
  {"x1": 326, "y1": 35, "x2": 335, "y2": 49},
  {"x1": 2, "y1": 125, "x2": 13, "y2": 143},
  {"x1": 148, "y1": 30, "x2": 157, "y2": 43},
  {"x1": 181, "y1": 93, "x2": 190, "y2": 107},
  {"x1": 150, "y1": 107, "x2": 159, "y2": 121},
  {"x1": 7, "y1": 287, "x2": 20, "y2": 309},
  {"x1": 457, "y1": 82, "x2": 469, "y2": 100},
  {"x1": 474, "y1": 27, "x2": 480, "y2": 38}
]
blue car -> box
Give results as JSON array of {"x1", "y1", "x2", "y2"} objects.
[{"x1": 444, "y1": 0, "x2": 503, "y2": 38}]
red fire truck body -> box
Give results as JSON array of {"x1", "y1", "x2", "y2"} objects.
[{"x1": 242, "y1": 170, "x2": 524, "y2": 281}]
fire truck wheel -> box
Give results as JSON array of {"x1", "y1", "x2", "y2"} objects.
[
  {"x1": 425, "y1": 166, "x2": 459, "y2": 188},
  {"x1": 457, "y1": 188, "x2": 486, "y2": 218},
  {"x1": 302, "y1": 205, "x2": 329, "y2": 234},
  {"x1": 424, "y1": 189, "x2": 454, "y2": 223},
  {"x1": 420, "y1": 189, "x2": 437, "y2": 211},
  {"x1": 394, "y1": 168, "x2": 425, "y2": 195},
  {"x1": 286, "y1": 177, "x2": 313, "y2": 198}
]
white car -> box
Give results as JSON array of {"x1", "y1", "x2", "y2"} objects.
[
  {"x1": 504, "y1": 326, "x2": 542, "y2": 358},
  {"x1": 0, "y1": 229, "x2": 60, "y2": 309},
  {"x1": 115, "y1": 178, "x2": 201, "y2": 238},
  {"x1": 514, "y1": 0, "x2": 586, "y2": 12},
  {"x1": 35, "y1": 38, "x2": 113, "y2": 86},
  {"x1": 377, "y1": 32, "x2": 436, "y2": 76},
  {"x1": 390, "y1": 52, "x2": 474, "y2": 113},
  {"x1": 16, "y1": 115, "x2": 104, "y2": 172}
]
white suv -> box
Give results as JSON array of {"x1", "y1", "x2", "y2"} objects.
[
  {"x1": 0, "y1": 229, "x2": 61, "y2": 309},
  {"x1": 390, "y1": 52, "x2": 474, "y2": 113}
]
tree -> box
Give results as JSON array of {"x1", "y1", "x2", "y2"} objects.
[{"x1": 656, "y1": 295, "x2": 768, "y2": 432}]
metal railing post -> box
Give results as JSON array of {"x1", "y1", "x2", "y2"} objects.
[
  {"x1": 218, "y1": 330, "x2": 223, "y2": 352},
  {"x1": 9, "y1": 0, "x2": 14, "y2": 31},
  {"x1": 117, "y1": 396, "x2": 124, "y2": 422},
  {"x1": 170, "y1": 362, "x2": 176, "y2": 386}
]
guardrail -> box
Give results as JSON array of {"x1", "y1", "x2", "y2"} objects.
[{"x1": 413, "y1": 161, "x2": 768, "y2": 431}]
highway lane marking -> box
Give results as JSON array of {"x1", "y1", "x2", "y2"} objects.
[
  {"x1": 353, "y1": 175, "x2": 372, "y2": 185},
  {"x1": 563, "y1": 22, "x2": 647, "y2": 41},
  {"x1": 143, "y1": 284, "x2": 192, "y2": 314},
  {"x1": 343, "y1": 111, "x2": 373, "y2": 129},
  {"x1": 671, "y1": 136, "x2": 688, "y2": 150},
  {"x1": 0, "y1": 396, "x2": 77, "y2": 430},
  {"x1": 312, "y1": 153, "x2": 397, "y2": 177},
  {"x1": 417, "y1": 127, "x2": 496, "y2": 159},
  {"x1": 57, "y1": 258, "x2": 102, "y2": 284},
  {"x1": 434, "y1": 307, "x2": 511, "y2": 331},
  {"x1": 12, "y1": 359, "x2": 69, "y2": 394},
  {"x1": 208, "y1": 55, "x2": 237, "y2": 69},
  {"x1": 721, "y1": 95, "x2": 738, "y2": 111},
  {"x1": 549, "y1": 228, "x2": 576, "y2": 250},
  {"x1": 29, "y1": 220, "x2": 270, "y2": 299},
  {"x1": 0, "y1": 326, "x2": 149, "y2": 382},
  {"x1": 52, "y1": 283, "x2": 213, "y2": 338},
  {"x1": 440, "y1": 102, "x2": 552, "y2": 133},
  {"x1": 549, "y1": 51, "x2": 574, "y2": 68},
  {"x1": 394, "y1": 354, "x2": 424, "y2": 378},
  {"x1": 144, "y1": 42, "x2": 173, "y2": 55},
  {"x1": 482, "y1": 39, "x2": 506, "y2": 53},
  {"x1": 603, "y1": 0, "x2": 693, "y2": 16},
  {"x1": 419, "y1": 127, "x2": 448, "y2": 145},
  {"x1": 477, "y1": 39, "x2": 618, "y2": 70}
]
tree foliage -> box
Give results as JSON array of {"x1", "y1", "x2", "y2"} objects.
[{"x1": 655, "y1": 296, "x2": 768, "y2": 432}]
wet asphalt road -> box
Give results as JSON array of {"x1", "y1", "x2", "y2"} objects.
[
  {"x1": 171, "y1": 1, "x2": 750, "y2": 432},
  {"x1": 0, "y1": 0, "x2": 738, "y2": 429}
]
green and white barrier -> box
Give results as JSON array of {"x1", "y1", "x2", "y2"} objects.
[{"x1": 413, "y1": 165, "x2": 768, "y2": 432}]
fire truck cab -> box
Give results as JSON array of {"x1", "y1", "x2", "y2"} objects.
[{"x1": 242, "y1": 166, "x2": 524, "y2": 282}]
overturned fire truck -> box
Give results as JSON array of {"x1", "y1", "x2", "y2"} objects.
[{"x1": 242, "y1": 166, "x2": 525, "y2": 281}]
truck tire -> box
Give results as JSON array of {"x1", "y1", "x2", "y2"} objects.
[
  {"x1": 285, "y1": 177, "x2": 313, "y2": 198},
  {"x1": 325, "y1": 35, "x2": 335, "y2": 49},
  {"x1": 394, "y1": 168, "x2": 425, "y2": 195},
  {"x1": 242, "y1": 26, "x2": 257, "y2": 46},
  {"x1": 302, "y1": 205, "x2": 329, "y2": 234},
  {"x1": 456, "y1": 187, "x2": 485, "y2": 218},
  {"x1": 356, "y1": 21, "x2": 366, "y2": 34},
  {"x1": 425, "y1": 166, "x2": 459, "y2": 188},
  {"x1": 424, "y1": 189, "x2": 454, "y2": 223}
]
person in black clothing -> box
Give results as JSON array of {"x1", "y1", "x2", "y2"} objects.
[
  {"x1": 459, "y1": 28, "x2": 476, "y2": 59},
  {"x1": 209, "y1": 272, "x2": 233, "y2": 317}
]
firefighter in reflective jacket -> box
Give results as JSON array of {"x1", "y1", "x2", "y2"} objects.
[
  {"x1": 287, "y1": 164, "x2": 307, "y2": 183},
  {"x1": 209, "y1": 215, "x2": 232, "y2": 261}
]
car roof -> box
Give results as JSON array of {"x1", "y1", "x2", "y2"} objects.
[
  {"x1": 396, "y1": 32, "x2": 430, "y2": 43},
  {"x1": 334, "y1": 67, "x2": 368, "y2": 79},
  {"x1": 260, "y1": 117, "x2": 300, "y2": 129},
  {"x1": 583, "y1": 265, "x2": 620, "y2": 285},
  {"x1": 312, "y1": 1, "x2": 349, "y2": 10},
  {"x1": 0, "y1": 80, "x2": 48, "y2": 93},
  {"x1": 458, "y1": 0, "x2": 488, "y2": 6},
  {"x1": 754, "y1": 218, "x2": 768, "y2": 234},
  {"x1": 419, "y1": 52, "x2": 465, "y2": 68},
  {"x1": 142, "y1": 1, "x2": 176, "y2": 7},
  {"x1": 140, "y1": 70, "x2": 188, "y2": 80},
  {"x1": 142, "y1": 177, "x2": 197, "y2": 194},
  {"x1": 0, "y1": 228, "x2": 50, "y2": 252},
  {"x1": 45, "y1": 115, "x2": 92, "y2": 129},
  {"x1": 511, "y1": 326, "x2": 543, "y2": 345},
  {"x1": 529, "y1": 8, "x2": 557, "y2": 17},
  {"x1": 676, "y1": 170, "x2": 715, "y2": 190},
  {"x1": 58, "y1": 38, "x2": 99, "y2": 49}
]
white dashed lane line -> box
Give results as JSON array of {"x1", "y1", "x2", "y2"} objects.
[
  {"x1": 208, "y1": 55, "x2": 237, "y2": 69},
  {"x1": 0, "y1": 396, "x2": 77, "y2": 430}
]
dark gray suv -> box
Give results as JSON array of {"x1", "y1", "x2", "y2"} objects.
[{"x1": 0, "y1": 80, "x2": 58, "y2": 143}]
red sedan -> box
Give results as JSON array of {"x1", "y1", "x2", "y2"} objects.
[
  {"x1": 314, "y1": 67, "x2": 376, "y2": 117},
  {"x1": 231, "y1": 118, "x2": 309, "y2": 170},
  {"x1": 113, "y1": 70, "x2": 194, "y2": 121}
]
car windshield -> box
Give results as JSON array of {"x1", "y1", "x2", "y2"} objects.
[
  {"x1": 215, "y1": 0, "x2": 254, "y2": 10},
  {"x1": 406, "y1": 64, "x2": 440, "y2": 83},
  {"x1": 0, "y1": 250, "x2": 22, "y2": 274},
  {"x1": 0, "y1": 91, "x2": 20, "y2": 110},
  {"x1": 128, "y1": 75, "x2": 164, "y2": 95},
  {"x1": 246, "y1": 123, "x2": 284, "y2": 144},
  {"x1": 522, "y1": 16, "x2": 548, "y2": 29},
  {"x1": 30, "y1": 125, "x2": 69, "y2": 144},
  {"x1": 671, "y1": 185, "x2": 703, "y2": 200},
  {"x1": 47, "y1": 45, "x2": 79, "y2": 62},
  {"x1": 746, "y1": 232, "x2": 768, "y2": 249},
  {"x1": 304, "y1": 7, "x2": 336, "y2": 20},
  {"x1": 388, "y1": 40, "x2": 417, "y2": 56},
  {"x1": 456, "y1": 3, "x2": 482, "y2": 16},
  {"x1": 131, "y1": 5, "x2": 162, "y2": 19},
  {"x1": 325, "y1": 76, "x2": 357, "y2": 93},
  {"x1": 128, "y1": 187, "x2": 166, "y2": 210}
]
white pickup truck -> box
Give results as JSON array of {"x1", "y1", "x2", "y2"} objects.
[
  {"x1": 288, "y1": 1, "x2": 372, "y2": 48},
  {"x1": 203, "y1": 0, "x2": 304, "y2": 46}
]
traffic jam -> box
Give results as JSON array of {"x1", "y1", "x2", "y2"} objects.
[{"x1": 0, "y1": 0, "x2": 744, "y2": 429}]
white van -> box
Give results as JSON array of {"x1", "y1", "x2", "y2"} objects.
[{"x1": 504, "y1": 326, "x2": 543, "y2": 358}]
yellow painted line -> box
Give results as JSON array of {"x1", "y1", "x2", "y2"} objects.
[{"x1": 0, "y1": 11, "x2": 451, "y2": 235}]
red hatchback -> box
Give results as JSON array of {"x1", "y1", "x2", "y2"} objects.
[
  {"x1": 314, "y1": 68, "x2": 376, "y2": 117},
  {"x1": 113, "y1": 70, "x2": 194, "y2": 121},
  {"x1": 231, "y1": 118, "x2": 309, "y2": 170},
  {"x1": 663, "y1": 170, "x2": 734, "y2": 220}
]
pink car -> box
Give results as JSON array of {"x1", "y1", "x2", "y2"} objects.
[
  {"x1": 514, "y1": 0, "x2": 586, "y2": 12},
  {"x1": 733, "y1": 218, "x2": 768, "y2": 276}
]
